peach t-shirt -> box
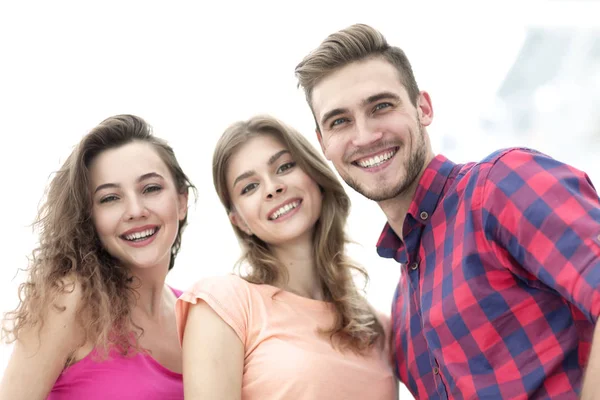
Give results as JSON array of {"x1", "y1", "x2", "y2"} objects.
[{"x1": 176, "y1": 274, "x2": 397, "y2": 400}]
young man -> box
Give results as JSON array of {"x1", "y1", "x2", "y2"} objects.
[{"x1": 295, "y1": 24, "x2": 600, "y2": 399}]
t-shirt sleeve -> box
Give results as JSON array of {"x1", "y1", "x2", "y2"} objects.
[{"x1": 175, "y1": 274, "x2": 253, "y2": 346}]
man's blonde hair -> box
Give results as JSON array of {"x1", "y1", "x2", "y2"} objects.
[{"x1": 295, "y1": 23, "x2": 420, "y2": 123}]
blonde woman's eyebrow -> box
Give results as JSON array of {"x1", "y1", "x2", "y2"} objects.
[{"x1": 233, "y1": 150, "x2": 290, "y2": 187}]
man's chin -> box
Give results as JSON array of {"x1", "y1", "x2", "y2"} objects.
[
  {"x1": 361, "y1": 189, "x2": 401, "y2": 202},
  {"x1": 345, "y1": 178, "x2": 403, "y2": 202}
]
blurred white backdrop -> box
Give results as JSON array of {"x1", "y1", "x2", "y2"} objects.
[{"x1": 1, "y1": 0, "x2": 599, "y2": 397}]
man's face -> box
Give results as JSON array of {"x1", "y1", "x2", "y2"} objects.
[{"x1": 311, "y1": 57, "x2": 433, "y2": 202}]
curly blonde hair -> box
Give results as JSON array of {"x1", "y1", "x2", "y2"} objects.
[
  {"x1": 213, "y1": 115, "x2": 384, "y2": 353},
  {"x1": 2, "y1": 114, "x2": 195, "y2": 359}
]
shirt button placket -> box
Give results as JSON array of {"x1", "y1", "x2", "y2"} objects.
[
  {"x1": 432, "y1": 358, "x2": 440, "y2": 377},
  {"x1": 432, "y1": 360, "x2": 445, "y2": 398}
]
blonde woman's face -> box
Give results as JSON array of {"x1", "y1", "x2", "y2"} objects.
[
  {"x1": 226, "y1": 135, "x2": 322, "y2": 247},
  {"x1": 89, "y1": 141, "x2": 187, "y2": 271}
]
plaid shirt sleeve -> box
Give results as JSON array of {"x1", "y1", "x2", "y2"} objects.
[{"x1": 481, "y1": 148, "x2": 600, "y2": 323}]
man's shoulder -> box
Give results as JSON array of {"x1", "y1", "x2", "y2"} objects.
[
  {"x1": 455, "y1": 147, "x2": 544, "y2": 181},
  {"x1": 437, "y1": 147, "x2": 547, "y2": 205},
  {"x1": 476, "y1": 147, "x2": 541, "y2": 169}
]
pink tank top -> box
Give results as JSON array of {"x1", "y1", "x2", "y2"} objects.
[{"x1": 47, "y1": 288, "x2": 183, "y2": 400}]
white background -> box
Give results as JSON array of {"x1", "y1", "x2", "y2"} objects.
[{"x1": 1, "y1": 0, "x2": 599, "y2": 397}]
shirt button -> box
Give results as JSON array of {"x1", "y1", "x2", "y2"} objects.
[
  {"x1": 433, "y1": 367, "x2": 439, "y2": 375},
  {"x1": 420, "y1": 211, "x2": 429, "y2": 220},
  {"x1": 410, "y1": 262, "x2": 419, "y2": 270}
]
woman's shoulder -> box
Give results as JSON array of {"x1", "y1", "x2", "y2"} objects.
[
  {"x1": 177, "y1": 274, "x2": 271, "y2": 309},
  {"x1": 181, "y1": 274, "x2": 252, "y2": 295},
  {"x1": 36, "y1": 274, "x2": 85, "y2": 335},
  {"x1": 175, "y1": 274, "x2": 268, "y2": 346},
  {"x1": 54, "y1": 274, "x2": 85, "y2": 308}
]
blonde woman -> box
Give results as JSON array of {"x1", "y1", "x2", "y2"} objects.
[{"x1": 176, "y1": 115, "x2": 397, "y2": 399}]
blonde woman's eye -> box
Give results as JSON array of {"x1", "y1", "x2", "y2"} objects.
[
  {"x1": 100, "y1": 195, "x2": 119, "y2": 204},
  {"x1": 277, "y1": 162, "x2": 296, "y2": 174},
  {"x1": 241, "y1": 183, "x2": 258, "y2": 195}
]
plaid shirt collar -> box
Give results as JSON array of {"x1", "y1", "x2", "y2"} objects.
[{"x1": 376, "y1": 154, "x2": 457, "y2": 260}]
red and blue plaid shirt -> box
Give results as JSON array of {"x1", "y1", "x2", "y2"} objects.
[{"x1": 377, "y1": 148, "x2": 600, "y2": 399}]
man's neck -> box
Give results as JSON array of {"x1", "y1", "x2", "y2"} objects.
[
  {"x1": 378, "y1": 194, "x2": 412, "y2": 242},
  {"x1": 377, "y1": 158, "x2": 432, "y2": 241}
]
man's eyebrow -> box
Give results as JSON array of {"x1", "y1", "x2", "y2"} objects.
[
  {"x1": 320, "y1": 92, "x2": 401, "y2": 127},
  {"x1": 320, "y1": 108, "x2": 349, "y2": 127},
  {"x1": 362, "y1": 91, "x2": 401, "y2": 106}
]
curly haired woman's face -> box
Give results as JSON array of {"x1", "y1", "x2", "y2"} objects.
[{"x1": 89, "y1": 141, "x2": 188, "y2": 271}]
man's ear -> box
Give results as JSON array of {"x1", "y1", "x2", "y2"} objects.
[
  {"x1": 316, "y1": 128, "x2": 329, "y2": 159},
  {"x1": 417, "y1": 91, "x2": 434, "y2": 127}
]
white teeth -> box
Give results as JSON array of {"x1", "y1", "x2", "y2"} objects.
[
  {"x1": 124, "y1": 228, "x2": 156, "y2": 241},
  {"x1": 269, "y1": 201, "x2": 300, "y2": 220},
  {"x1": 357, "y1": 150, "x2": 396, "y2": 168}
]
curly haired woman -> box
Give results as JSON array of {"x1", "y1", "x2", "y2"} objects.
[{"x1": 1, "y1": 114, "x2": 194, "y2": 400}]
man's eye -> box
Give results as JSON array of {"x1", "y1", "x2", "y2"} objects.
[
  {"x1": 374, "y1": 103, "x2": 392, "y2": 112},
  {"x1": 331, "y1": 117, "x2": 348, "y2": 127}
]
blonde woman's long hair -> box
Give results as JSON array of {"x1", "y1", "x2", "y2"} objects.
[{"x1": 213, "y1": 115, "x2": 384, "y2": 353}]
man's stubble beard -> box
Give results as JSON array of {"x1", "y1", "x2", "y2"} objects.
[{"x1": 342, "y1": 122, "x2": 427, "y2": 202}]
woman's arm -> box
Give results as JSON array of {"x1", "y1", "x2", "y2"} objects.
[
  {"x1": 182, "y1": 301, "x2": 244, "y2": 400},
  {"x1": 0, "y1": 279, "x2": 84, "y2": 400}
]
